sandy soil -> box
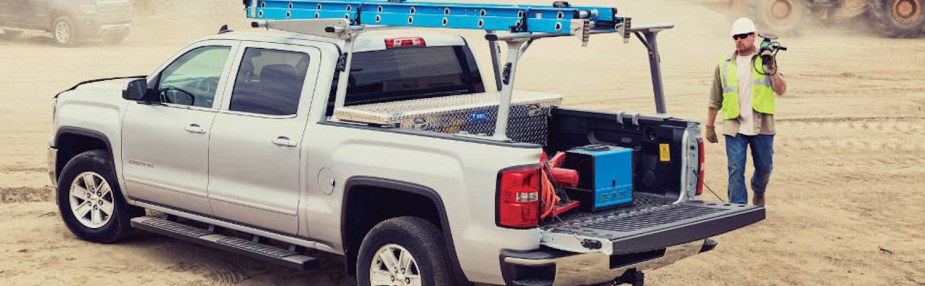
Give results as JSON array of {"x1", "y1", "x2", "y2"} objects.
[{"x1": 1, "y1": 0, "x2": 923, "y2": 285}]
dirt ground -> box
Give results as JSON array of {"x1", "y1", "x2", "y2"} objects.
[{"x1": 1, "y1": 0, "x2": 924, "y2": 285}]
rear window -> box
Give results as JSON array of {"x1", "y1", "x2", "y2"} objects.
[{"x1": 328, "y1": 45, "x2": 484, "y2": 113}]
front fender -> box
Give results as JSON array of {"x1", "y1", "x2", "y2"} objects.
[{"x1": 54, "y1": 83, "x2": 131, "y2": 201}]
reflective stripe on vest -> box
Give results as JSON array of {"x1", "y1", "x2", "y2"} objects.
[{"x1": 719, "y1": 53, "x2": 775, "y2": 120}]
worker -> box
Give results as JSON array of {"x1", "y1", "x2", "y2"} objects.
[{"x1": 704, "y1": 17, "x2": 787, "y2": 207}]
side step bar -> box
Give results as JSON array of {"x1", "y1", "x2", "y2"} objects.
[{"x1": 130, "y1": 216, "x2": 318, "y2": 270}]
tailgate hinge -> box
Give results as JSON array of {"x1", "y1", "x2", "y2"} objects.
[{"x1": 540, "y1": 231, "x2": 614, "y2": 256}]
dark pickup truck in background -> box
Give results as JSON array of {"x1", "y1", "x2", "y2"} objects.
[{"x1": 0, "y1": 0, "x2": 132, "y2": 46}]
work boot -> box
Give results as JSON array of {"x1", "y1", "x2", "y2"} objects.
[{"x1": 752, "y1": 192, "x2": 765, "y2": 207}]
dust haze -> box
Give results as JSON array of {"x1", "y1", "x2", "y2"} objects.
[{"x1": 1, "y1": 0, "x2": 924, "y2": 285}]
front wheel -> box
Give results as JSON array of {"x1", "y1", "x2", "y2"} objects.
[
  {"x1": 52, "y1": 16, "x2": 79, "y2": 46},
  {"x1": 357, "y1": 217, "x2": 451, "y2": 286},
  {"x1": 57, "y1": 150, "x2": 143, "y2": 243}
]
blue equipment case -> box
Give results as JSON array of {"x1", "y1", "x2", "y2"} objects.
[{"x1": 562, "y1": 145, "x2": 633, "y2": 211}]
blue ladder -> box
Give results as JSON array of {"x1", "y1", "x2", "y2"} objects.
[{"x1": 244, "y1": 0, "x2": 626, "y2": 35}]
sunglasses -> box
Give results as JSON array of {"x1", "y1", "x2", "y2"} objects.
[{"x1": 733, "y1": 33, "x2": 753, "y2": 40}]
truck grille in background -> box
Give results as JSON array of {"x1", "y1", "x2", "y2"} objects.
[{"x1": 98, "y1": 2, "x2": 132, "y2": 23}]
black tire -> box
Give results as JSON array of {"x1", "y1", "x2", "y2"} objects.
[
  {"x1": 103, "y1": 31, "x2": 128, "y2": 45},
  {"x1": 51, "y1": 16, "x2": 79, "y2": 46},
  {"x1": 748, "y1": 0, "x2": 811, "y2": 36},
  {"x1": 0, "y1": 29, "x2": 23, "y2": 39},
  {"x1": 57, "y1": 150, "x2": 143, "y2": 243},
  {"x1": 357, "y1": 217, "x2": 452, "y2": 286},
  {"x1": 868, "y1": 0, "x2": 925, "y2": 38}
]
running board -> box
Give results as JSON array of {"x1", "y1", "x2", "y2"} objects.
[{"x1": 130, "y1": 216, "x2": 318, "y2": 270}]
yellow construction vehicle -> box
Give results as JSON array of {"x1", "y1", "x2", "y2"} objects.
[{"x1": 699, "y1": 0, "x2": 924, "y2": 38}]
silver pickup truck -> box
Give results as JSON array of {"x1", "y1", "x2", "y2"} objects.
[{"x1": 47, "y1": 20, "x2": 764, "y2": 285}]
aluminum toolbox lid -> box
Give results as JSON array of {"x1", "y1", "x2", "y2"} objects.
[{"x1": 335, "y1": 91, "x2": 563, "y2": 125}]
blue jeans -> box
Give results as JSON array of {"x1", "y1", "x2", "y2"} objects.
[{"x1": 725, "y1": 134, "x2": 774, "y2": 204}]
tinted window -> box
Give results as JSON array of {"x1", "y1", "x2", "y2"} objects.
[
  {"x1": 230, "y1": 48, "x2": 311, "y2": 116},
  {"x1": 157, "y1": 46, "x2": 231, "y2": 108},
  {"x1": 332, "y1": 46, "x2": 484, "y2": 109}
]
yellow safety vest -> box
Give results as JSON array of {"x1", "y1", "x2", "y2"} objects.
[{"x1": 719, "y1": 53, "x2": 775, "y2": 120}]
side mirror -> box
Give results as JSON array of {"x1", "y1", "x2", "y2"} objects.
[{"x1": 122, "y1": 79, "x2": 149, "y2": 101}]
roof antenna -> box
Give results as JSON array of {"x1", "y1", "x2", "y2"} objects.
[{"x1": 218, "y1": 24, "x2": 233, "y2": 34}]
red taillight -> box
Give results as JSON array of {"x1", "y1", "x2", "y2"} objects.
[
  {"x1": 497, "y1": 165, "x2": 540, "y2": 228},
  {"x1": 385, "y1": 37, "x2": 426, "y2": 49},
  {"x1": 697, "y1": 139, "x2": 705, "y2": 196}
]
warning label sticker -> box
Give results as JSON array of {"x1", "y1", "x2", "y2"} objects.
[{"x1": 659, "y1": 144, "x2": 670, "y2": 162}]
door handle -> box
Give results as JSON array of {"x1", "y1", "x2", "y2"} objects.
[
  {"x1": 185, "y1": 124, "x2": 206, "y2": 134},
  {"x1": 271, "y1": 136, "x2": 298, "y2": 147}
]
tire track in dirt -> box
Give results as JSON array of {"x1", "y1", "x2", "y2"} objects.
[
  {"x1": 775, "y1": 115, "x2": 925, "y2": 123},
  {"x1": 776, "y1": 116, "x2": 925, "y2": 133},
  {"x1": 205, "y1": 262, "x2": 250, "y2": 285},
  {"x1": 794, "y1": 86, "x2": 925, "y2": 97},
  {"x1": 776, "y1": 117, "x2": 925, "y2": 153},
  {"x1": 776, "y1": 155, "x2": 924, "y2": 186},
  {"x1": 0, "y1": 166, "x2": 46, "y2": 173},
  {"x1": 778, "y1": 137, "x2": 925, "y2": 153},
  {"x1": 0, "y1": 186, "x2": 53, "y2": 204}
]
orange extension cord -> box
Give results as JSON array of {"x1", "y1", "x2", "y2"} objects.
[
  {"x1": 540, "y1": 167, "x2": 560, "y2": 219},
  {"x1": 540, "y1": 152, "x2": 569, "y2": 220}
]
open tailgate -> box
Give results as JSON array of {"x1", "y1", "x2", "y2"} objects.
[{"x1": 540, "y1": 201, "x2": 765, "y2": 255}]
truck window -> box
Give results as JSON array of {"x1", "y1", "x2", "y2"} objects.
[
  {"x1": 157, "y1": 46, "x2": 231, "y2": 108},
  {"x1": 328, "y1": 45, "x2": 484, "y2": 115},
  {"x1": 230, "y1": 48, "x2": 311, "y2": 116}
]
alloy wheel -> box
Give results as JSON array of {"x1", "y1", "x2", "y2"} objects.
[
  {"x1": 369, "y1": 244, "x2": 422, "y2": 286},
  {"x1": 68, "y1": 172, "x2": 115, "y2": 229}
]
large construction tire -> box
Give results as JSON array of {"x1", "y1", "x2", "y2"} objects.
[
  {"x1": 868, "y1": 0, "x2": 925, "y2": 38},
  {"x1": 748, "y1": 0, "x2": 812, "y2": 36}
]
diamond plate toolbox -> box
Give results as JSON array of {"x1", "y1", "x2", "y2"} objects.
[{"x1": 335, "y1": 91, "x2": 563, "y2": 144}]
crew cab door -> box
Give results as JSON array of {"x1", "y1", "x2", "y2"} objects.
[
  {"x1": 25, "y1": 0, "x2": 49, "y2": 29},
  {"x1": 122, "y1": 40, "x2": 239, "y2": 214},
  {"x1": 207, "y1": 42, "x2": 320, "y2": 235}
]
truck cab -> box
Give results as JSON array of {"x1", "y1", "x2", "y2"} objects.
[{"x1": 0, "y1": 0, "x2": 131, "y2": 46}]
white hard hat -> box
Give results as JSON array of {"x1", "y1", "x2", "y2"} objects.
[{"x1": 730, "y1": 17, "x2": 757, "y2": 36}]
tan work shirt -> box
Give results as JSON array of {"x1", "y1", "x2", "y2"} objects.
[{"x1": 709, "y1": 65, "x2": 777, "y2": 137}]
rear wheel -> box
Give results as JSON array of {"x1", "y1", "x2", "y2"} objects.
[
  {"x1": 357, "y1": 217, "x2": 451, "y2": 286},
  {"x1": 868, "y1": 0, "x2": 925, "y2": 37},
  {"x1": 57, "y1": 150, "x2": 143, "y2": 243},
  {"x1": 748, "y1": 0, "x2": 811, "y2": 36}
]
